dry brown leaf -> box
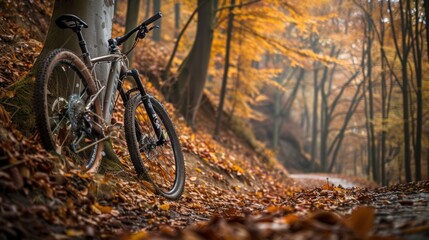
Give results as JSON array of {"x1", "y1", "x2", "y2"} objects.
[{"x1": 345, "y1": 207, "x2": 375, "y2": 238}]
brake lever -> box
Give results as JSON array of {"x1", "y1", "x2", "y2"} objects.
[{"x1": 148, "y1": 25, "x2": 160, "y2": 32}]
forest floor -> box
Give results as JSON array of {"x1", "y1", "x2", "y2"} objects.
[{"x1": 1, "y1": 1, "x2": 429, "y2": 240}]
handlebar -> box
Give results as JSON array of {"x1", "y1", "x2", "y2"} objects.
[
  {"x1": 111, "y1": 12, "x2": 162, "y2": 47},
  {"x1": 142, "y1": 12, "x2": 162, "y2": 26}
]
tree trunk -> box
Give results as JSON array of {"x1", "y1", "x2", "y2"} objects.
[
  {"x1": 319, "y1": 45, "x2": 337, "y2": 172},
  {"x1": 214, "y1": 0, "x2": 235, "y2": 137},
  {"x1": 152, "y1": 0, "x2": 161, "y2": 41},
  {"x1": 310, "y1": 62, "x2": 319, "y2": 169},
  {"x1": 391, "y1": 0, "x2": 412, "y2": 182},
  {"x1": 174, "y1": 2, "x2": 181, "y2": 38},
  {"x1": 7, "y1": 0, "x2": 114, "y2": 134},
  {"x1": 379, "y1": 0, "x2": 388, "y2": 186},
  {"x1": 328, "y1": 82, "x2": 364, "y2": 172},
  {"x1": 7, "y1": 0, "x2": 121, "y2": 171},
  {"x1": 39, "y1": 1, "x2": 113, "y2": 81},
  {"x1": 144, "y1": 0, "x2": 150, "y2": 20},
  {"x1": 411, "y1": 0, "x2": 423, "y2": 181},
  {"x1": 123, "y1": 0, "x2": 141, "y2": 68},
  {"x1": 424, "y1": 0, "x2": 429, "y2": 59},
  {"x1": 169, "y1": 0, "x2": 219, "y2": 127},
  {"x1": 366, "y1": 8, "x2": 379, "y2": 183}
]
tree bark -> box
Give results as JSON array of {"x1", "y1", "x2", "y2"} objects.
[
  {"x1": 310, "y1": 62, "x2": 319, "y2": 169},
  {"x1": 169, "y1": 0, "x2": 219, "y2": 128},
  {"x1": 365, "y1": 2, "x2": 379, "y2": 183},
  {"x1": 388, "y1": 0, "x2": 412, "y2": 182},
  {"x1": 424, "y1": 0, "x2": 429, "y2": 59},
  {"x1": 410, "y1": 0, "x2": 423, "y2": 181},
  {"x1": 49, "y1": 0, "x2": 118, "y2": 171},
  {"x1": 123, "y1": 0, "x2": 141, "y2": 68},
  {"x1": 174, "y1": 2, "x2": 181, "y2": 38},
  {"x1": 214, "y1": 0, "x2": 235, "y2": 138},
  {"x1": 152, "y1": 0, "x2": 161, "y2": 41},
  {"x1": 40, "y1": 1, "x2": 113, "y2": 81}
]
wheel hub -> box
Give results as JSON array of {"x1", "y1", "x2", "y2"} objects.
[{"x1": 68, "y1": 94, "x2": 86, "y2": 132}]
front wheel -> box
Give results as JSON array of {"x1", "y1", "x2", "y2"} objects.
[{"x1": 124, "y1": 95, "x2": 185, "y2": 200}]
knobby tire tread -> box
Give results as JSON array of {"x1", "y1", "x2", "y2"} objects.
[{"x1": 124, "y1": 95, "x2": 185, "y2": 200}]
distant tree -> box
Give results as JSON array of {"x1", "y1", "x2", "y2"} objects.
[
  {"x1": 123, "y1": 0, "x2": 141, "y2": 67},
  {"x1": 152, "y1": 0, "x2": 161, "y2": 41},
  {"x1": 214, "y1": 0, "x2": 235, "y2": 137},
  {"x1": 169, "y1": 0, "x2": 219, "y2": 127}
]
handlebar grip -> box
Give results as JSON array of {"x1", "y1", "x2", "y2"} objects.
[{"x1": 142, "y1": 12, "x2": 162, "y2": 26}]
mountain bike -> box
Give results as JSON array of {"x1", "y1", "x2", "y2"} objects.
[{"x1": 33, "y1": 12, "x2": 185, "y2": 200}]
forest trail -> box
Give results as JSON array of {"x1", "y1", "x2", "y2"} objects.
[{"x1": 290, "y1": 173, "x2": 374, "y2": 188}]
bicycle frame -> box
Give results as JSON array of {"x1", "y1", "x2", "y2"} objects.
[{"x1": 78, "y1": 34, "x2": 165, "y2": 144}]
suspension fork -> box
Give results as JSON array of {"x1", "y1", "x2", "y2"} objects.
[{"x1": 127, "y1": 69, "x2": 165, "y2": 145}]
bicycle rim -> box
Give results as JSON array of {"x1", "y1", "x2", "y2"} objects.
[
  {"x1": 35, "y1": 49, "x2": 103, "y2": 171},
  {"x1": 126, "y1": 96, "x2": 185, "y2": 199}
]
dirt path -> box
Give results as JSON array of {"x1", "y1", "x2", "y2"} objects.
[{"x1": 290, "y1": 174, "x2": 359, "y2": 188}]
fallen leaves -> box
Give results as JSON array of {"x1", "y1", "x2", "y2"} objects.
[{"x1": 133, "y1": 206, "x2": 387, "y2": 240}]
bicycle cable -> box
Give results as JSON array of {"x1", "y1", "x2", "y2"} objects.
[{"x1": 123, "y1": 37, "x2": 140, "y2": 58}]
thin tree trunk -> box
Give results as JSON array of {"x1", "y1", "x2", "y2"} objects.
[
  {"x1": 171, "y1": 0, "x2": 219, "y2": 127},
  {"x1": 379, "y1": 0, "x2": 388, "y2": 186},
  {"x1": 144, "y1": 0, "x2": 150, "y2": 20},
  {"x1": 389, "y1": 0, "x2": 412, "y2": 182},
  {"x1": 163, "y1": 1, "x2": 206, "y2": 79},
  {"x1": 329, "y1": 82, "x2": 364, "y2": 172},
  {"x1": 214, "y1": 0, "x2": 235, "y2": 137},
  {"x1": 152, "y1": 0, "x2": 161, "y2": 41},
  {"x1": 124, "y1": 0, "x2": 141, "y2": 67},
  {"x1": 300, "y1": 77, "x2": 311, "y2": 141},
  {"x1": 174, "y1": 1, "x2": 181, "y2": 38},
  {"x1": 366, "y1": 3, "x2": 379, "y2": 183},
  {"x1": 424, "y1": 0, "x2": 429, "y2": 59},
  {"x1": 411, "y1": 0, "x2": 423, "y2": 181},
  {"x1": 310, "y1": 62, "x2": 319, "y2": 169}
]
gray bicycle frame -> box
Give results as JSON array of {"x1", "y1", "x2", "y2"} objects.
[{"x1": 89, "y1": 54, "x2": 125, "y2": 125}]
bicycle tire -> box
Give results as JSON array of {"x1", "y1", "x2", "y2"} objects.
[
  {"x1": 124, "y1": 95, "x2": 185, "y2": 200},
  {"x1": 34, "y1": 48, "x2": 104, "y2": 172}
]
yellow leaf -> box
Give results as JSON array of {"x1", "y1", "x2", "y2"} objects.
[
  {"x1": 65, "y1": 229, "x2": 84, "y2": 237},
  {"x1": 159, "y1": 204, "x2": 170, "y2": 211},
  {"x1": 93, "y1": 202, "x2": 113, "y2": 214},
  {"x1": 232, "y1": 165, "x2": 244, "y2": 174},
  {"x1": 127, "y1": 230, "x2": 148, "y2": 240}
]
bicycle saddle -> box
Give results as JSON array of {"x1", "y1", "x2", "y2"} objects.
[{"x1": 55, "y1": 14, "x2": 88, "y2": 30}]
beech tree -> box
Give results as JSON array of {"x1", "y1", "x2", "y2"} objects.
[
  {"x1": 124, "y1": 0, "x2": 141, "y2": 67},
  {"x1": 38, "y1": 0, "x2": 114, "y2": 82},
  {"x1": 6, "y1": 0, "x2": 118, "y2": 170},
  {"x1": 168, "y1": 0, "x2": 219, "y2": 127}
]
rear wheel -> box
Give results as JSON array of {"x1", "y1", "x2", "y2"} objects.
[
  {"x1": 34, "y1": 49, "x2": 104, "y2": 172},
  {"x1": 124, "y1": 95, "x2": 185, "y2": 200}
]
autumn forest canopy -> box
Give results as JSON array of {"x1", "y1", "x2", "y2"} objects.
[{"x1": 127, "y1": 0, "x2": 429, "y2": 185}]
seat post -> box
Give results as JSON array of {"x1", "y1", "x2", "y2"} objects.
[{"x1": 75, "y1": 28, "x2": 91, "y2": 66}]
